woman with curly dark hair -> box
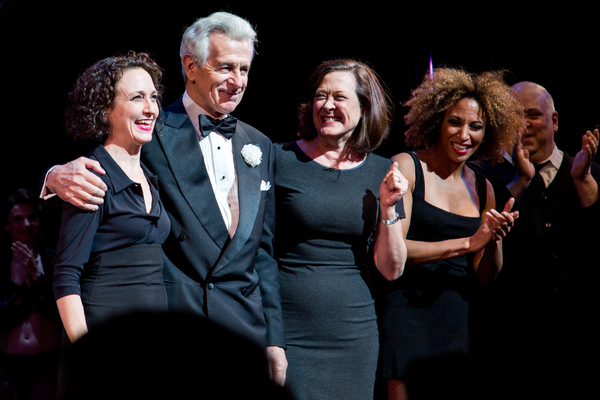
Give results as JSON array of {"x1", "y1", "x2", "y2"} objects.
[
  {"x1": 375, "y1": 68, "x2": 523, "y2": 400},
  {"x1": 53, "y1": 52, "x2": 171, "y2": 344}
]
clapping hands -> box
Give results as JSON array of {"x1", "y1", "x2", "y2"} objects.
[
  {"x1": 10, "y1": 241, "x2": 42, "y2": 287},
  {"x1": 571, "y1": 128, "x2": 599, "y2": 180},
  {"x1": 470, "y1": 198, "x2": 519, "y2": 253},
  {"x1": 484, "y1": 197, "x2": 519, "y2": 242}
]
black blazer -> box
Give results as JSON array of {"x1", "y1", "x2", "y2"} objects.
[{"x1": 142, "y1": 97, "x2": 284, "y2": 348}]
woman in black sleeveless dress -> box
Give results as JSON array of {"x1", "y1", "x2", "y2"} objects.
[
  {"x1": 53, "y1": 53, "x2": 169, "y2": 342},
  {"x1": 376, "y1": 68, "x2": 524, "y2": 400}
]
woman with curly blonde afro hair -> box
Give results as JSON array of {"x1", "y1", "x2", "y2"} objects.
[{"x1": 375, "y1": 68, "x2": 523, "y2": 400}]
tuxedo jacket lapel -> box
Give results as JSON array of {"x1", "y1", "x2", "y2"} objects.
[{"x1": 158, "y1": 102, "x2": 229, "y2": 249}]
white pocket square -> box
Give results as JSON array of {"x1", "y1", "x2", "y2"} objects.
[{"x1": 260, "y1": 180, "x2": 271, "y2": 191}]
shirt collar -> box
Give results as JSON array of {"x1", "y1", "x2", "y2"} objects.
[
  {"x1": 93, "y1": 145, "x2": 156, "y2": 194},
  {"x1": 182, "y1": 91, "x2": 231, "y2": 139},
  {"x1": 501, "y1": 143, "x2": 563, "y2": 170},
  {"x1": 538, "y1": 144, "x2": 564, "y2": 170},
  {"x1": 183, "y1": 91, "x2": 203, "y2": 138}
]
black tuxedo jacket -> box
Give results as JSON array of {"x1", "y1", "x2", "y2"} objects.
[{"x1": 142, "y1": 96, "x2": 284, "y2": 348}]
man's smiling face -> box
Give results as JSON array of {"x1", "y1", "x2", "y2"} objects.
[{"x1": 184, "y1": 33, "x2": 251, "y2": 118}]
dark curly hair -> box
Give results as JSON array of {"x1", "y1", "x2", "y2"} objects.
[
  {"x1": 403, "y1": 68, "x2": 523, "y2": 162},
  {"x1": 297, "y1": 59, "x2": 394, "y2": 157},
  {"x1": 64, "y1": 52, "x2": 164, "y2": 144}
]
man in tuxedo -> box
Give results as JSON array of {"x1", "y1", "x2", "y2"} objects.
[{"x1": 44, "y1": 12, "x2": 286, "y2": 384}]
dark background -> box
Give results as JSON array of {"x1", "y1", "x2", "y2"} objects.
[{"x1": 1, "y1": 0, "x2": 598, "y2": 202}]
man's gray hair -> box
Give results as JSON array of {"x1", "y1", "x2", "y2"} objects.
[{"x1": 179, "y1": 12, "x2": 257, "y2": 81}]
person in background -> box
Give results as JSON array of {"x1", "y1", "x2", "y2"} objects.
[
  {"x1": 375, "y1": 68, "x2": 522, "y2": 400},
  {"x1": 1, "y1": 188, "x2": 61, "y2": 400},
  {"x1": 469, "y1": 81, "x2": 600, "y2": 398},
  {"x1": 275, "y1": 59, "x2": 407, "y2": 400}
]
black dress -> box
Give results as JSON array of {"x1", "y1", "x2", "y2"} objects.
[
  {"x1": 376, "y1": 151, "x2": 486, "y2": 378},
  {"x1": 53, "y1": 146, "x2": 170, "y2": 331},
  {"x1": 275, "y1": 142, "x2": 404, "y2": 400}
]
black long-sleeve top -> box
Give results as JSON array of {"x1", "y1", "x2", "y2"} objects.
[{"x1": 52, "y1": 145, "x2": 170, "y2": 300}]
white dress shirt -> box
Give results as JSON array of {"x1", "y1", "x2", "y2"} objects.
[
  {"x1": 537, "y1": 145, "x2": 563, "y2": 188},
  {"x1": 182, "y1": 91, "x2": 239, "y2": 238},
  {"x1": 497, "y1": 145, "x2": 563, "y2": 188}
]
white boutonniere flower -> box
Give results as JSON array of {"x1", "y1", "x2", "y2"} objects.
[{"x1": 241, "y1": 144, "x2": 262, "y2": 168}]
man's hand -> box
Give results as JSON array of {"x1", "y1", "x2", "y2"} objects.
[
  {"x1": 266, "y1": 346, "x2": 287, "y2": 386},
  {"x1": 571, "y1": 129, "x2": 599, "y2": 180},
  {"x1": 571, "y1": 129, "x2": 600, "y2": 207},
  {"x1": 507, "y1": 127, "x2": 535, "y2": 199},
  {"x1": 46, "y1": 157, "x2": 107, "y2": 211},
  {"x1": 512, "y1": 127, "x2": 535, "y2": 181}
]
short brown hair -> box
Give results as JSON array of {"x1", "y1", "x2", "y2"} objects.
[{"x1": 297, "y1": 59, "x2": 394, "y2": 156}]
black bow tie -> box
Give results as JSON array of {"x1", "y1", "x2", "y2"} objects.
[{"x1": 199, "y1": 114, "x2": 237, "y2": 139}]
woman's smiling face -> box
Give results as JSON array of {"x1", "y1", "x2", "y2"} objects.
[
  {"x1": 439, "y1": 97, "x2": 485, "y2": 162},
  {"x1": 312, "y1": 71, "x2": 362, "y2": 143},
  {"x1": 106, "y1": 67, "x2": 159, "y2": 148}
]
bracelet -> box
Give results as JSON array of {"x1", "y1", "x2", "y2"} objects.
[{"x1": 380, "y1": 212, "x2": 400, "y2": 225}]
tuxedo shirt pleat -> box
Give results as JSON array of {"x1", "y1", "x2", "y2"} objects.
[{"x1": 182, "y1": 91, "x2": 239, "y2": 237}]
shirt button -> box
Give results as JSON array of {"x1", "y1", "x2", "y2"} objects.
[
  {"x1": 178, "y1": 233, "x2": 187, "y2": 242},
  {"x1": 207, "y1": 283, "x2": 214, "y2": 290}
]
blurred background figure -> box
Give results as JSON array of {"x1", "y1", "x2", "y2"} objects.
[
  {"x1": 1, "y1": 188, "x2": 62, "y2": 400},
  {"x1": 59, "y1": 311, "x2": 294, "y2": 400},
  {"x1": 470, "y1": 81, "x2": 600, "y2": 398}
]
